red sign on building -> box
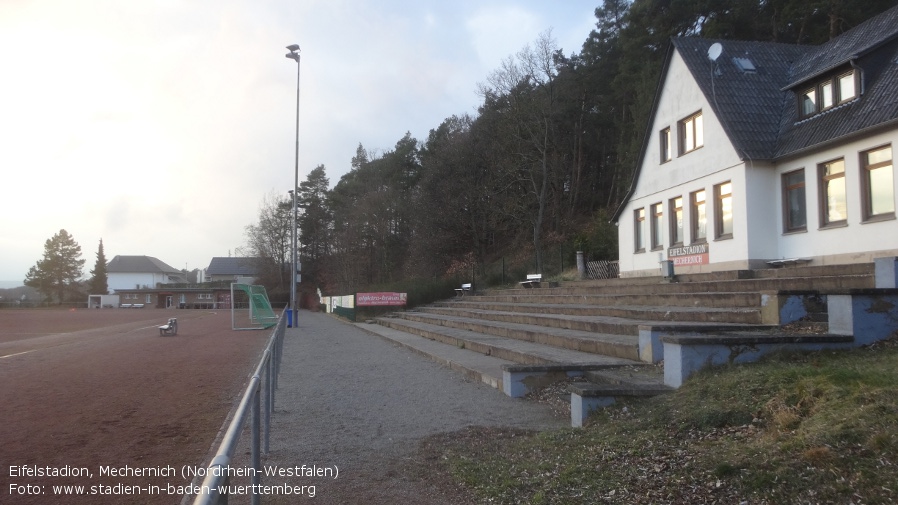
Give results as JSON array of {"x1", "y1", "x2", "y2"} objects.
[
  {"x1": 668, "y1": 243, "x2": 709, "y2": 266},
  {"x1": 356, "y1": 292, "x2": 407, "y2": 307}
]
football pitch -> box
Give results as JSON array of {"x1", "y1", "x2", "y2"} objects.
[{"x1": 0, "y1": 308, "x2": 271, "y2": 505}]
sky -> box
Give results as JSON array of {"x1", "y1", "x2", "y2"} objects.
[{"x1": 0, "y1": 0, "x2": 599, "y2": 287}]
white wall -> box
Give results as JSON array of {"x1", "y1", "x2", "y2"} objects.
[
  {"x1": 108, "y1": 272, "x2": 167, "y2": 291},
  {"x1": 773, "y1": 129, "x2": 898, "y2": 261},
  {"x1": 619, "y1": 51, "x2": 745, "y2": 275},
  {"x1": 619, "y1": 48, "x2": 898, "y2": 276}
]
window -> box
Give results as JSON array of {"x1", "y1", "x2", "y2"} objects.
[
  {"x1": 714, "y1": 182, "x2": 733, "y2": 239},
  {"x1": 819, "y1": 159, "x2": 847, "y2": 226},
  {"x1": 660, "y1": 127, "x2": 671, "y2": 163},
  {"x1": 669, "y1": 196, "x2": 684, "y2": 246},
  {"x1": 679, "y1": 111, "x2": 703, "y2": 155},
  {"x1": 634, "y1": 208, "x2": 646, "y2": 252},
  {"x1": 838, "y1": 72, "x2": 856, "y2": 102},
  {"x1": 821, "y1": 81, "x2": 833, "y2": 109},
  {"x1": 782, "y1": 169, "x2": 807, "y2": 232},
  {"x1": 800, "y1": 88, "x2": 817, "y2": 116},
  {"x1": 650, "y1": 203, "x2": 663, "y2": 250},
  {"x1": 145, "y1": 294, "x2": 152, "y2": 304},
  {"x1": 861, "y1": 145, "x2": 895, "y2": 221},
  {"x1": 799, "y1": 70, "x2": 857, "y2": 118},
  {"x1": 690, "y1": 189, "x2": 707, "y2": 243}
]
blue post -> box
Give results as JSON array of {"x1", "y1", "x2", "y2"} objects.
[{"x1": 286, "y1": 309, "x2": 293, "y2": 328}]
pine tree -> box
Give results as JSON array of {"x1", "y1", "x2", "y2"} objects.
[{"x1": 88, "y1": 238, "x2": 109, "y2": 295}]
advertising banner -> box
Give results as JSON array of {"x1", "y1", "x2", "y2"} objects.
[{"x1": 356, "y1": 292, "x2": 407, "y2": 307}]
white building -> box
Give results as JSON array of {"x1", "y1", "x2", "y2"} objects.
[
  {"x1": 106, "y1": 255, "x2": 186, "y2": 292},
  {"x1": 613, "y1": 6, "x2": 898, "y2": 277}
]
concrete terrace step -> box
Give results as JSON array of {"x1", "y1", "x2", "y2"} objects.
[
  {"x1": 352, "y1": 321, "x2": 513, "y2": 390},
  {"x1": 376, "y1": 316, "x2": 640, "y2": 367},
  {"x1": 448, "y1": 291, "x2": 764, "y2": 309},
  {"x1": 499, "y1": 274, "x2": 874, "y2": 296},
  {"x1": 558, "y1": 262, "x2": 875, "y2": 288},
  {"x1": 379, "y1": 312, "x2": 641, "y2": 361},
  {"x1": 428, "y1": 303, "x2": 764, "y2": 324}
]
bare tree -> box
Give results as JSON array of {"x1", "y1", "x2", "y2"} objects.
[
  {"x1": 478, "y1": 30, "x2": 562, "y2": 273},
  {"x1": 243, "y1": 190, "x2": 292, "y2": 291}
]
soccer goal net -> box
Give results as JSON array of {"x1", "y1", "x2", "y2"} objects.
[{"x1": 230, "y1": 283, "x2": 278, "y2": 330}]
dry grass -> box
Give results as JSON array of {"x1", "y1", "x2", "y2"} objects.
[{"x1": 416, "y1": 336, "x2": 898, "y2": 504}]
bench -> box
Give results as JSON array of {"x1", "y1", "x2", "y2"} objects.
[
  {"x1": 159, "y1": 318, "x2": 178, "y2": 336},
  {"x1": 132, "y1": 303, "x2": 145, "y2": 309},
  {"x1": 766, "y1": 257, "x2": 811, "y2": 268},
  {"x1": 120, "y1": 304, "x2": 132, "y2": 308},
  {"x1": 454, "y1": 283, "x2": 472, "y2": 297},
  {"x1": 519, "y1": 274, "x2": 542, "y2": 288}
]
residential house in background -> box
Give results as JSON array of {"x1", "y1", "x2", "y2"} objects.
[
  {"x1": 107, "y1": 255, "x2": 187, "y2": 291},
  {"x1": 613, "y1": 5, "x2": 898, "y2": 277},
  {"x1": 205, "y1": 257, "x2": 262, "y2": 284}
]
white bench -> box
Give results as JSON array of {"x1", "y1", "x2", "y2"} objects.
[
  {"x1": 120, "y1": 304, "x2": 132, "y2": 308},
  {"x1": 519, "y1": 274, "x2": 542, "y2": 288},
  {"x1": 454, "y1": 283, "x2": 472, "y2": 297},
  {"x1": 159, "y1": 318, "x2": 178, "y2": 336}
]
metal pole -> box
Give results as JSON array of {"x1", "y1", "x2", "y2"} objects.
[
  {"x1": 251, "y1": 379, "x2": 261, "y2": 505},
  {"x1": 286, "y1": 44, "x2": 301, "y2": 320}
]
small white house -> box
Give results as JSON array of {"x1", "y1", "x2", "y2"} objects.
[{"x1": 613, "y1": 6, "x2": 898, "y2": 277}]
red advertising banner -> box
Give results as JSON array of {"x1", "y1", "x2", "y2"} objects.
[{"x1": 356, "y1": 292, "x2": 407, "y2": 307}]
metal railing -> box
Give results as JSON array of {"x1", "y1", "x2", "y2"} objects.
[{"x1": 190, "y1": 311, "x2": 286, "y2": 505}]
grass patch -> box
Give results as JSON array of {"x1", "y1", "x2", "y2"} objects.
[{"x1": 432, "y1": 340, "x2": 898, "y2": 504}]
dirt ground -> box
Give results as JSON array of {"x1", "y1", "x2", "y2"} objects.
[{"x1": 0, "y1": 308, "x2": 270, "y2": 505}]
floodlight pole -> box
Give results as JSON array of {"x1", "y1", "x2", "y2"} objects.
[{"x1": 286, "y1": 44, "x2": 301, "y2": 320}]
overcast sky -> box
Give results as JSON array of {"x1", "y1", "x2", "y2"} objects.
[{"x1": 0, "y1": 0, "x2": 598, "y2": 286}]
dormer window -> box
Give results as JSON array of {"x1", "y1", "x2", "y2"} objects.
[
  {"x1": 800, "y1": 88, "x2": 816, "y2": 116},
  {"x1": 838, "y1": 71, "x2": 856, "y2": 101},
  {"x1": 798, "y1": 69, "x2": 858, "y2": 118}
]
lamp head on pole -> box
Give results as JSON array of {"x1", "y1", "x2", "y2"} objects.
[{"x1": 286, "y1": 44, "x2": 300, "y2": 62}]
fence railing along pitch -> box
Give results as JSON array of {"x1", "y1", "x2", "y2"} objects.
[{"x1": 189, "y1": 311, "x2": 286, "y2": 505}]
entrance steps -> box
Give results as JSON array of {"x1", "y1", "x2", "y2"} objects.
[{"x1": 358, "y1": 262, "x2": 894, "y2": 426}]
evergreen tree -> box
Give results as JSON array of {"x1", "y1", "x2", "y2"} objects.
[
  {"x1": 88, "y1": 238, "x2": 109, "y2": 295},
  {"x1": 24, "y1": 229, "x2": 85, "y2": 304}
]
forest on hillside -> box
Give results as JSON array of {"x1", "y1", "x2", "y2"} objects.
[{"x1": 244, "y1": 0, "x2": 898, "y2": 296}]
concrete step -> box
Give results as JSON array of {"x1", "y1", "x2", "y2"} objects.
[
  {"x1": 426, "y1": 303, "x2": 764, "y2": 325},
  {"x1": 375, "y1": 316, "x2": 639, "y2": 367},
  {"x1": 379, "y1": 312, "x2": 641, "y2": 361},
  {"x1": 584, "y1": 364, "x2": 668, "y2": 389},
  {"x1": 447, "y1": 291, "x2": 763, "y2": 309},
  {"x1": 501, "y1": 274, "x2": 874, "y2": 296},
  {"x1": 558, "y1": 262, "x2": 874, "y2": 288},
  {"x1": 352, "y1": 321, "x2": 512, "y2": 390}
]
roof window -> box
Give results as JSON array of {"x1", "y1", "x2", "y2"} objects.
[{"x1": 732, "y1": 57, "x2": 756, "y2": 74}]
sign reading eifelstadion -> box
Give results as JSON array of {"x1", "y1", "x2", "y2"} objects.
[
  {"x1": 356, "y1": 292, "x2": 407, "y2": 307},
  {"x1": 668, "y1": 243, "x2": 709, "y2": 266}
]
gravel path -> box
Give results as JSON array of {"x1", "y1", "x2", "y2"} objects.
[{"x1": 245, "y1": 311, "x2": 565, "y2": 504}]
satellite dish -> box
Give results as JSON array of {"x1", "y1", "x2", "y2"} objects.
[{"x1": 707, "y1": 42, "x2": 723, "y2": 62}]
